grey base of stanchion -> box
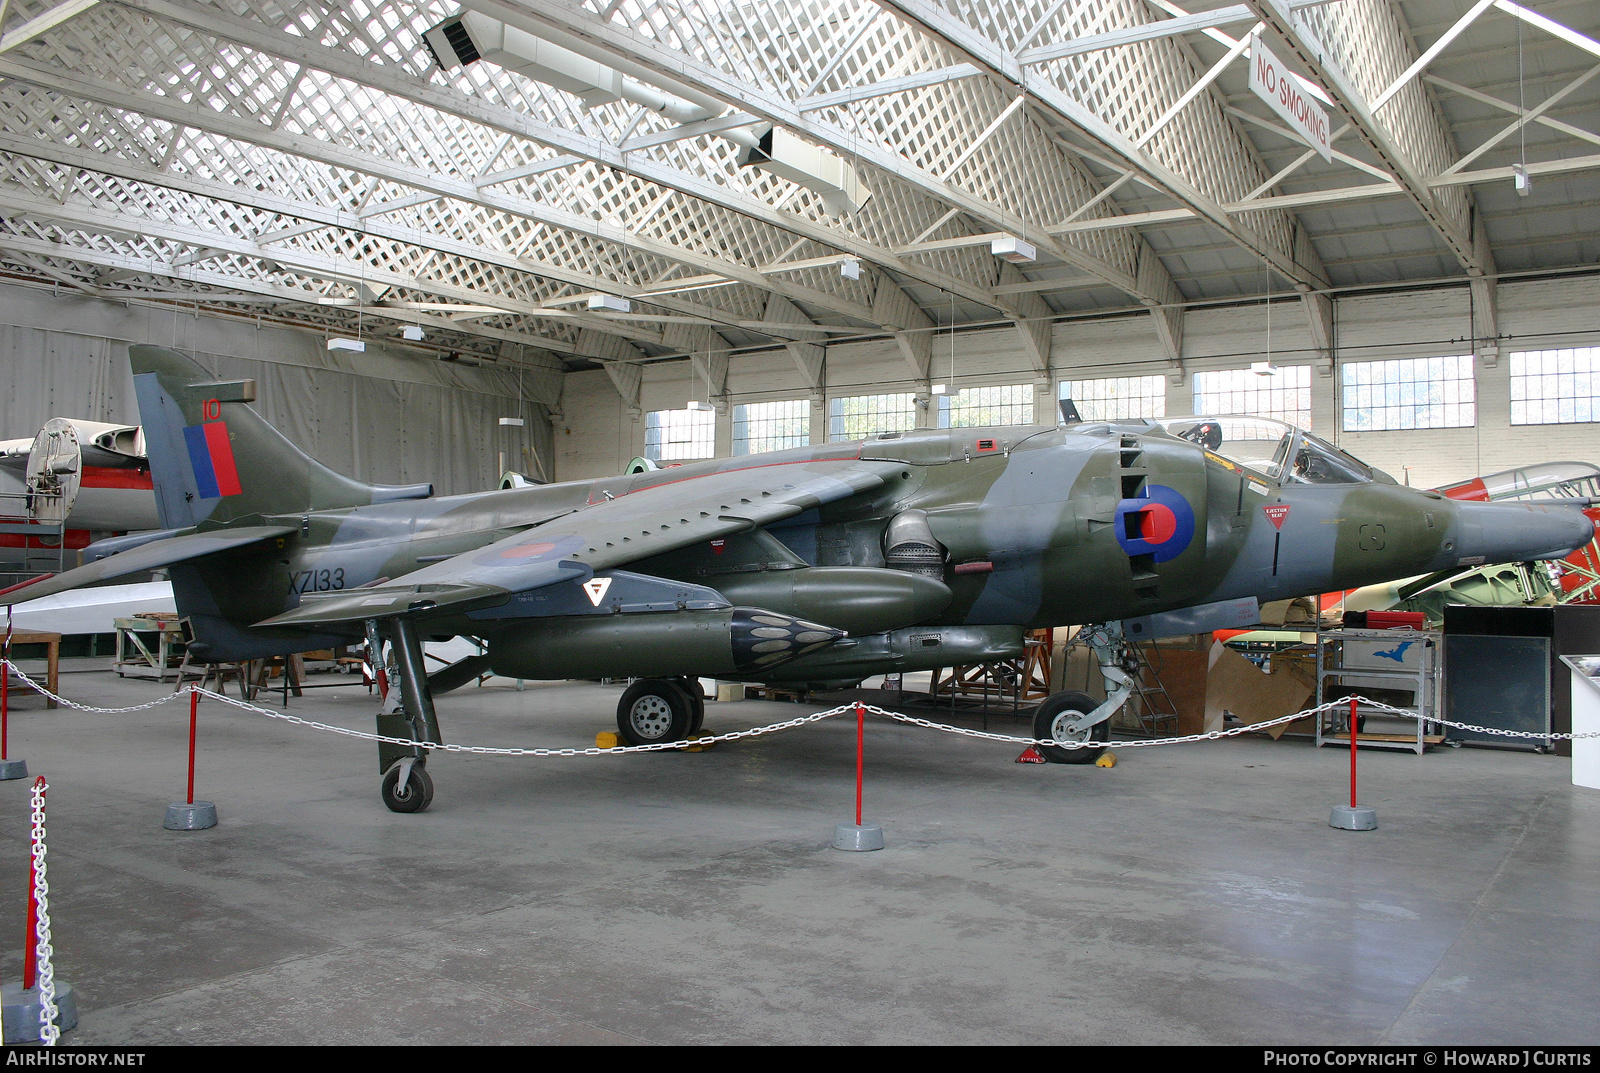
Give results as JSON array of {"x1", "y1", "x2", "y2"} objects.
[
  {"x1": 0, "y1": 757, "x2": 27, "y2": 780},
  {"x1": 164, "y1": 801, "x2": 218, "y2": 830},
  {"x1": 1329, "y1": 804, "x2": 1378, "y2": 831},
  {"x1": 1, "y1": 979, "x2": 78, "y2": 1043},
  {"x1": 832, "y1": 823, "x2": 884, "y2": 851}
]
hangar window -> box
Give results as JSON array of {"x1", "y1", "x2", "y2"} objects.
[
  {"x1": 1059, "y1": 375, "x2": 1166, "y2": 421},
  {"x1": 1510, "y1": 348, "x2": 1600, "y2": 424},
  {"x1": 733, "y1": 399, "x2": 810, "y2": 454},
  {"x1": 828, "y1": 393, "x2": 917, "y2": 441},
  {"x1": 1192, "y1": 366, "x2": 1311, "y2": 428},
  {"x1": 644, "y1": 406, "x2": 715, "y2": 461},
  {"x1": 1342, "y1": 355, "x2": 1475, "y2": 431},
  {"x1": 938, "y1": 383, "x2": 1034, "y2": 428}
]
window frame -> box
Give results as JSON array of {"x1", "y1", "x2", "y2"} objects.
[
  {"x1": 643, "y1": 405, "x2": 716, "y2": 461},
  {"x1": 1340, "y1": 354, "x2": 1476, "y2": 432}
]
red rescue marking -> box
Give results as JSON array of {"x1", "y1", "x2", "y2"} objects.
[
  {"x1": 976, "y1": 438, "x2": 998, "y2": 452},
  {"x1": 1263, "y1": 504, "x2": 1291, "y2": 530},
  {"x1": 710, "y1": 539, "x2": 726, "y2": 555}
]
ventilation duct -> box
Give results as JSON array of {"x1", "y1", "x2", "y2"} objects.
[
  {"x1": 738, "y1": 126, "x2": 872, "y2": 216},
  {"x1": 424, "y1": 12, "x2": 715, "y2": 124}
]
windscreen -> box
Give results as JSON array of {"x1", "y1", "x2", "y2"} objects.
[{"x1": 1159, "y1": 417, "x2": 1373, "y2": 484}]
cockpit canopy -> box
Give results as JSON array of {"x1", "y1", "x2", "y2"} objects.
[{"x1": 1155, "y1": 416, "x2": 1381, "y2": 485}]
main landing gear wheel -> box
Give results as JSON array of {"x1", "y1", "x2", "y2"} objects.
[
  {"x1": 617, "y1": 679, "x2": 696, "y2": 747},
  {"x1": 1033, "y1": 690, "x2": 1111, "y2": 765},
  {"x1": 381, "y1": 763, "x2": 435, "y2": 813},
  {"x1": 674, "y1": 677, "x2": 707, "y2": 736}
]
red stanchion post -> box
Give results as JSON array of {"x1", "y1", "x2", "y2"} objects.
[
  {"x1": 164, "y1": 687, "x2": 217, "y2": 831},
  {"x1": 1349, "y1": 696, "x2": 1358, "y2": 809},
  {"x1": 832, "y1": 700, "x2": 883, "y2": 851},
  {"x1": 1, "y1": 618, "x2": 28, "y2": 780},
  {"x1": 855, "y1": 700, "x2": 865, "y2": 828},
  {"x1": 1330, "y1": 696, "x2": 1378, "y2": 830},
  {"x1": 187, "y1": 689, "x2": 198, "y2": 806}
]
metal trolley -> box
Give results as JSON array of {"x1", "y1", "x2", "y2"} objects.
[{"x1": 1315, "y1": 627, "x2": 1444, "y2": 754}]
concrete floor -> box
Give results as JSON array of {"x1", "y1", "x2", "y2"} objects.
[{"x1": 0, "y1": 661, "x2": 1596, "y2": 1046}]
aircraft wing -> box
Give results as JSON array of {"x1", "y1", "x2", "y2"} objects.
[
  {"x1": 2, "y1": 525, "x2": 297, "y2": 605},
  {"x1": 256, "y1": 458, "x2": 897, "y2": 627}
]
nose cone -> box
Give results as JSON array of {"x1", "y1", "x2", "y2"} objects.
[{"x1": 1456, "y1": 502, "x2": 1595, "y2": 565}]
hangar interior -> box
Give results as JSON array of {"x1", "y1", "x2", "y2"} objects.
[{"x1": 1, "y1": 0, "x2": 1599, "y2": 1048}]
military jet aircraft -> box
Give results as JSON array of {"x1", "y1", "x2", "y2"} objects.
[{"x1": 5, "y1": 347, "x2": 1591, "y2": 812}]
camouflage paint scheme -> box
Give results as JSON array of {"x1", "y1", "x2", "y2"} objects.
[{"x1": 9, "y1": 347, "x2": 1592, "y2": 690}]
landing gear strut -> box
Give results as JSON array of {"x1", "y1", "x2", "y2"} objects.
[
  {"x1": 368, "y1": 616, "x2": 443, "y2": 812},
  {"x1": 1034, "y1": 622, "x2": 1134, "y2": 765}
]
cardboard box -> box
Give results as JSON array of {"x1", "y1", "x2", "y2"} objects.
[{"x1": 1205, "y1": 645, "x2": 1316, "y2": 738}]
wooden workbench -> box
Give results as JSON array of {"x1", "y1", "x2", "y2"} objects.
[{"x1": 4, "y1": 630, "x2": 60, "y2": 709}]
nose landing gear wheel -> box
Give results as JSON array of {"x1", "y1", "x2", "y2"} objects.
[
  {"x1": 617, "y1": 679, "x2": 696, "y2": 747},
  {"x1": 1032, "y1": 690, "x2": 1111, "y2": 765},
  {"x1": 381, "y1": 763, "x2": 435, "y2": 813}
]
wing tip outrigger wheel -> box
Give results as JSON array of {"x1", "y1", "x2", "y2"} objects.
[{"x1": 381, "y1": 758, "x2": 435, "y2": 813}]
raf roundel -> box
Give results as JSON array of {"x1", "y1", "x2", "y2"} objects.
[{"x1": 1114, "y1": 484, "x2": 1197, "y2": 564}]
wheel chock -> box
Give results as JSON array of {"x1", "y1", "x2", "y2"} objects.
[
  {"x1": 1094, "y1": 752, "x2": 1117, "y2": 768},
  {"x1": 1015, "y1": 746, "x2": 1046, "y2": 764},
  {"x1": 595, "y1": 731, "x2": 619, "y2": 749}
]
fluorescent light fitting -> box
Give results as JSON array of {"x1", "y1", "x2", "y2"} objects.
[
  {"x1": 839, "y1": 259, "x2": 861, "y2": 280},
  {"x1": 990, "y1": 235, "x2": 1037, "y2": 263},
  {"x1": 327, "y1": 337, "x2": 366, "y2": 352},
  {"x1": 587, "y1": 294, "x2": 632, "y2": 313},
  {"x1": 498, "y1": 417, "x2": 525, "y2": 426},
  {"x1": 685, "y1": 400, "x2": 705, "y2": 410},
  {"x1": 1250, "y1": 360, "x2": 1279, "y2": 376},
  {"x1": 1513, "y1": 163, "x2": 1531, "y2": 197},
  {"x1": 931, "y1": 383, "x2": 949, "y2": 395},
  {"x1": 402, "y1": 325, "x2": 425, "y2": 341}
]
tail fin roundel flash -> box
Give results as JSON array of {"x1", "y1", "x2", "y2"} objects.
[{"x1": 131, "y1": 345, "x2": 432, "y2": 528}]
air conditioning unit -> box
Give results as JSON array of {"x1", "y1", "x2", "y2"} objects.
[
  {"x1": 424, "y1": 12, "x2": 623, "y2": 108},
  {"x1": 327, "y1": 337, "x2": 366, "y2": 352},
  {"x1": 738, "y1": 126, "x2": 871, "y2": 216}
]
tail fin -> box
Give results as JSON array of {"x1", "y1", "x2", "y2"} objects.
[{"x1": 131, "y1": 345, "x2": 432, "y2": 528}]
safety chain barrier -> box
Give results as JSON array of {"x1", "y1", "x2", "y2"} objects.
[
  {"x1": 30, "y1": 776, "x2": 59, "y2": 1047},
  {"x1": 6, "y1": 659, "x2": 1600, "y2": 759}
]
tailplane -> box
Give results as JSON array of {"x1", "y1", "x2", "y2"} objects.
[{"x1": 131, "y1": 345, "x2": 431, "y2": 528}]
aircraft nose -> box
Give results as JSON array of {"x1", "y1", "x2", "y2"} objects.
[{"x1": 1455, "y1": 502, "x2": 1595, "y2": 565}]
